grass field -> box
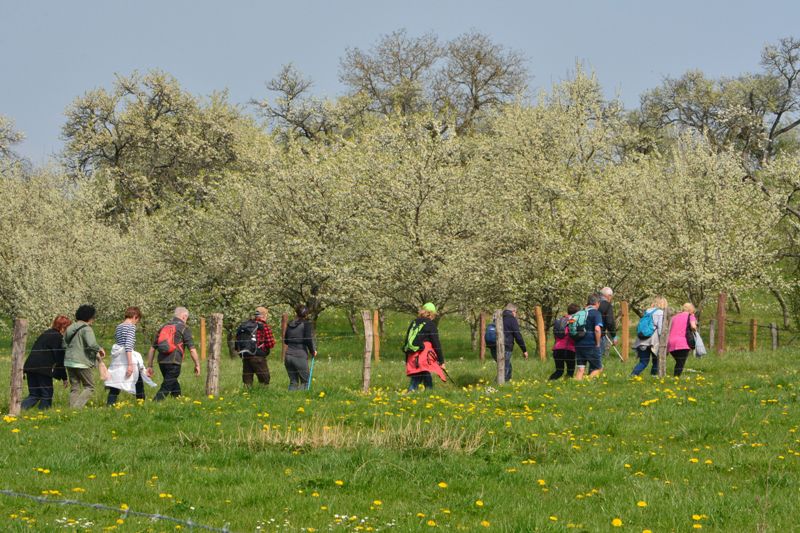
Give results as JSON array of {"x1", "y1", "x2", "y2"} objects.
[{"x1": 0, "y1": 307, "x2": 798, "y2": 532}]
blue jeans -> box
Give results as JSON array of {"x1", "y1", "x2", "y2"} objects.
[
  {"x1": 491, "y1": 349, "x2": 514, "y2": 381},
  {"x1": 408, "y1": 372, "x2": 433, "y2": 391},
  {"x1": 631, "y1": 346, "x2": 658, "y2": 376}
]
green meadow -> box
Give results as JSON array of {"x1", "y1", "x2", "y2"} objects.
[{"x1": 0, "y1": 308, "x2": 798, "y2": 532}]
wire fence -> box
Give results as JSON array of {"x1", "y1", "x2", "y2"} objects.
[{"x1": 0, "y1": 488, "x2": 232, "y2": 532}]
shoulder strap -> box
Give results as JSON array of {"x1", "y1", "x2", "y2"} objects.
[{"x1": 64, "y1": 324, "x2": 88, "y2": 346}]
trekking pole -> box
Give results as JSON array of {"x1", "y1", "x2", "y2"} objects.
[
  {"x1": 441, "y1": 366, "x2": 457, "y2": 387},
  {"x1": 605, "y1": 334, "x2": 624, "y2": 362},
  {"x1": 307, "y1": 356, "x2": 316, "y2": 391}
]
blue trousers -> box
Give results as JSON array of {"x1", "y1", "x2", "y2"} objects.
[{"x1": 631, "y1": 346, "x2": 658, "y2": 376}]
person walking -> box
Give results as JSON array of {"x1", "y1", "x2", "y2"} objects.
[
  {"x1": 283, "y1": 305, "x2": 316, "y2": 391},
  {"x1": 631, "y1": 297, "x2": 667, "y2": 377},
  {"x1": 146, "y1": 307, "x2": 200, "y2": 400},
  {"x1": 236, "y1": 306, "x2": 276, "y2": 387},
  {"x1": 63, "y1": 305, "x2": 106, "y2": 409},
  {"x1": 403, "y1": 303, "x2": 445, "y2": 391},
  {"x1": 21, "y1": 315, "x2": 71, "y2": 410},
  {"x1": 549, "y1": 304, "x2": 579, "y2": 380},
  {"x1": 105, "y1": 306, "x2": 146, "y2": 405},
  {"x1": 667, "y1": 303, "x2": 698, "y2": 377},
  {"x1": 499, "y1": 304, "x2": 528, "y2": 382},
  {"x1": 574, "y1": 295, "x2": 604, "y2": 380},
  {"x1": 598, "y1": 287, "x2": 617, "y2": 356}
]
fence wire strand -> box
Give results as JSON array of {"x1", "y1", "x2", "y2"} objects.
[{"x1": 0, "y1": 489, "x2": 232, "y2": 532}]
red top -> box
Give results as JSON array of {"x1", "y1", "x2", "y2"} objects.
[
  {"x1": 255, "y1": 317, "x2": 276, "y2": 352},
  {"x1": 553, "y1": 316, "x2": 576, "y2": 352}
]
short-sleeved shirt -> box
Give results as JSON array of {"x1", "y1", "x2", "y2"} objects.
[
  {"x1": 152, "y1": 318, "x2": 194, "y2": 365},
  {"x1": 574, "y1": 307, "x2": 604, "y2": 348},
  {"x1": 115, "y1": 322, "x2": 137, "y2": 353}
]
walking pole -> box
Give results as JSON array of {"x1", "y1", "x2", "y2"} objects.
[
  {"x1": 606, "y1": 334, "x2": 624, "y2": 362},
  {"x1": 441, "y1": 366, "x2": 457, "y2": 387},
  {"x1": 307, "y1": 356, "x2": 316, "y2": 391}
]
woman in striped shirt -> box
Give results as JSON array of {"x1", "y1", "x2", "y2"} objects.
[{"x1": 106, "y1": 306, "x2": 144, "y2": 404}]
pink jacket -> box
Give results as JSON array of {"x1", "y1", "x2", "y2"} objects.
[
  {"x1": 667, "y1": 312, "x2": 697, "y2": 352},
  {"x1": 552, "y1": 316, "x2": 575, "y2": 352}
]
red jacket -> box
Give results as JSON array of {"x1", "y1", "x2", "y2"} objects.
[{"x1": 405, "y1": 341, "x2": 446, "y2": 382}]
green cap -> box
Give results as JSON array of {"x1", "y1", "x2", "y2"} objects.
[{"x1": 422, "y1": 302, "x2": 437, "y2": 313}]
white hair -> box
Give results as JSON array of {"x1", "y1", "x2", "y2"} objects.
[
  {"x1": 600, "y1": 287, "x2": 613, "y2": 297},
  {"x1": 504, "y1": 303, "x2": 518, "y2": 312},
  {"x1": 174, "y1": 306, "x2": 189, "y2": 318}
]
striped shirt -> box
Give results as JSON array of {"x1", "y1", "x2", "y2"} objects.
[{"x1": 115, "y1": 322, "x2": 137, "y2": 353}]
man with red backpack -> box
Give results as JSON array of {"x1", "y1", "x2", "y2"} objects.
[{"x1": 146, "y1": 307, "x2": 200, "y2": 401}]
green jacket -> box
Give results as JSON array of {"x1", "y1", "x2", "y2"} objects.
[{"x1": 63, "y1": 321, "x2": 102, "y2": 368}]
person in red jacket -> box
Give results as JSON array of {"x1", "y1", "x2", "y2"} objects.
[{"x1": 404, "y1": 303, "x2": 445, "y2": 391}]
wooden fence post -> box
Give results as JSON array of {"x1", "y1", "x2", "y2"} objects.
[
  {"x1": 8, "y1": 318, "x2": 28, "y2": 416},
  {"x1": 200, "y1": 317, "x2": 207, "y2": 361},
  {"x1": 620, "y1": 301, "x2": 630, "y2": 362},
  {"x1": 534, "y1": 306, "x2": 546, "y2": 361},
  {"x1": 494, "y1": 310, "x2": 505, "y2": 385},
  {"x1": 770, "y1": 323, "x2": 778, "y2": 350},
  {"x1": 372, "y1": 310, "x2": 380, "y2": 362},
  {"x1": 205, "y1": 313, "x2": 223, "y2": 396},
  {"x1": 657, "y1": 310, "x2": 674, "y2": 378},
  {"x1": 280, "y1": 313, "x2": 288, "y2": 363},
  {"x1": 361, "y1": 310, "x2": 373, "y2": 392},
  {"x1": 479, "y1": 312, "x2": 486, "y2": 362},
  {"x1": 716, "y1": 292, "x2": 727, "y2": 355},
  {"x1": 708, "y1": 318, "x2": 716, "y2": 351},
  {"x1": 749, "y1": 319, "x2": 757, "y2": 352}
]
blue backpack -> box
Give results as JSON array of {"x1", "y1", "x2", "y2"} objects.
[
  {"x1": 484, "y1": 323, "x2": 497, "y2": 346},
  {"x1": 636, "y1": 309, "x2": 658, "y2": 339}
]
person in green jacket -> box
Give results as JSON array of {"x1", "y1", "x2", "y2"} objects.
[{"x1": 63, "y1": 304, "x2": 106, "y2": 408}]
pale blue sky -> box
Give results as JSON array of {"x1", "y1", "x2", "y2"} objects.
[{"x1": 2, "y1": 0, "x2": 799, "y2": 162}]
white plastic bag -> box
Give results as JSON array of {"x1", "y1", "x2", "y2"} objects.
[{"x1": 694, "y1": 331, "x2": 707, "y2": 357}]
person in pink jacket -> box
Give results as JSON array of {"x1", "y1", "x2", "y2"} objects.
[
  {"x1": 666, "y1": 302, "x2": 698, "y2": 376},
  {"x1": 549, "y1": 303, "x2": 579, "y2": 380}
]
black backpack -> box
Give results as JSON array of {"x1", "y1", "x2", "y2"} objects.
[
  {"x1": 553, "y1": 316, "x2": 569, "y2": 339},
  {"x1": 234, "y1": 320, "x2": 262, "y2": 356}
]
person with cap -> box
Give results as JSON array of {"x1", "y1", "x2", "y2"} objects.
[
  {"x1": 403, "y1": 303, "x2": 446, "y2": 391},
  {"x1": 283, "y1": 304, "x2": 316, "y2": 390},
  {"x1": 236, "y1": 306, "x2": 276, "y2": 387}
]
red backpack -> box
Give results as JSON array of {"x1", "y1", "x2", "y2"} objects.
[{"x1": 156, "y1": 323, "x2": 185, "y2": 356}]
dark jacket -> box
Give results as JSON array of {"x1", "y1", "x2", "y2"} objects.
[
  {"x1": 501, "y1": 310, "x2": 527, "y2": 353},
  {"x1": 24, "y1": 328, "x2": 67, "y2": 380},
  {"x1": 404, "y1": 317, "x2": 444, "y2": 363},
  {"x1": 284, "y1": 319, "x2": 315, "y2": 357},
  {"x1": 598, "y1": 299, "x2": 616, "y2": 336}
]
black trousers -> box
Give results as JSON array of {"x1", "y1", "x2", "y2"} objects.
[
  {"x1": 155, "y1": 363, "x2": 182, "y2": 400},
  {"x1": 670, "y1": 349, "x2": 690, "y2": 377},
  {"x1": 106, "y1": 376, "x2": 145, "y2": 405},
  {"x1": 21, "y1": 373, "x2": 55, "y2": 410},
  {"x1": 549, "y1": 349, "x2": 576, "y2": 380}
]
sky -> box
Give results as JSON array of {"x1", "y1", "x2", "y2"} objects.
[{"x1": 2, "y1": 0, "x2": 799, "y2": 163}]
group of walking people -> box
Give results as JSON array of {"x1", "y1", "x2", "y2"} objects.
[
  {"x1": 545, "y1": 288, "x2": 700, "y2": 381},
  {"x1": 20, "y1": 303, "x2": 317, "y2": 410},
  {"x1": 20, "y1": 290, "x2": 702, "y2": 408}
]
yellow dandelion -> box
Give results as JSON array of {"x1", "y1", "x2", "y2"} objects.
[
  {"x1": 692, "y1": 514, "x2": 702, "y2": 520},
  {"x1": 637, "y1": 501, "x2": 647, "y2": 507},
  {"x1": 334, "y1": 480, "x2": 344, "y2": 486},
  {"x1": 427, "y1": 519, "x2": 436, "y2": 526},
  {"x1": 480, "y1": 520, "x2": 490, "y2": 527},
  {"x1": 373, "y1": 500, "x2": 382, "y2": 506},
  {"x1": 693, "y1": 525, "x2": 703, "y2": 529},
  {"x1": 475, "y1": 500, "x2": 484, "y2": 507},
  {"x1": 612, "y1": 518, "x2": 623, "y2": 527},
  {"x1": 549, "y1": 515, "x2": 558, "y2": 521},
  {"x1": 437, "y1": 481, "x2": 448, "y2": 488}
]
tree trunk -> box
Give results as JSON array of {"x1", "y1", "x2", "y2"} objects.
[
  {"x1": 347, "y1": 308, "x2": 360, "y2": 335},
  {"x1": 769, "y1": 286, "x2": 790, "y2": 328}
]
